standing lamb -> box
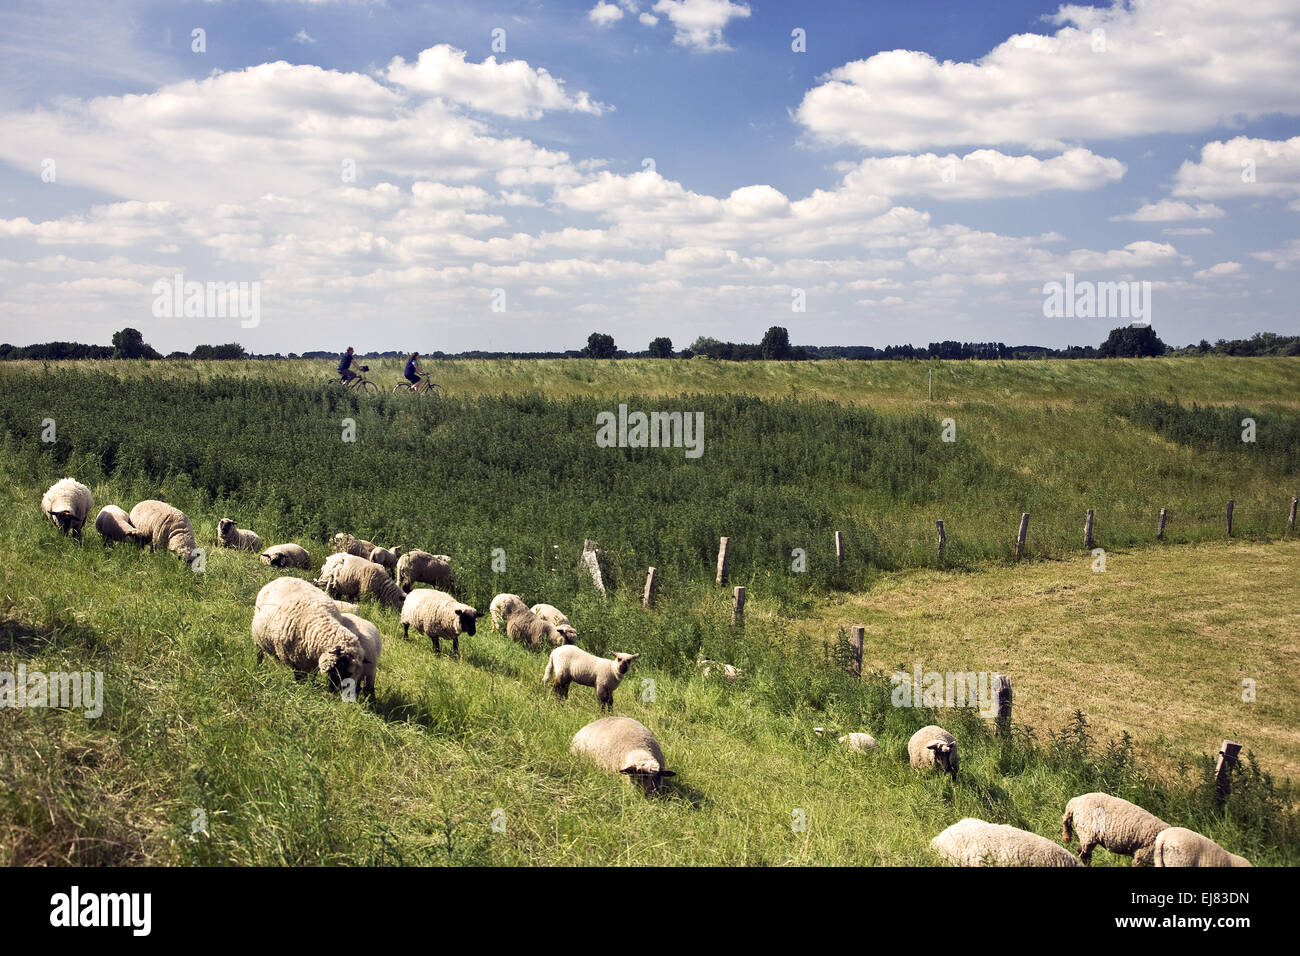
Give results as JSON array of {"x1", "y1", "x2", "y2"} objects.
[
  {"x1": 251, "y1": 576, "x2": 364, "y2": 693},
  {"x1": 41, "y1": 478, "x2": 93, "y2": 540},
  {"x1": 94, "y1": 504, "x2": 148, "y2": 546},
  {"x1": 908, "y1": 725, "x2": 959, "y2": 780},
  {"x1": 489, "y1": 593, "x2": 528, "y2": 631},
  {"x1": 130, "y1": 500, "x2": 199, "y2": 563},
  {"x1": 217, "y1": 518, "x2": 263, "y2": 552},
  {"x1": 259, "y1": 544, "x2": 312, "y2": 569},
  {"x1": 1062, "y1": 793, "x2": 1169, "y2": 866},
  {"x1": 314, "y1": 553, "x2": 406, "y2": 610},
  {"x1": 396, "y1": 550, "x2": 454, "y2": 592},
  {"x1": 338, "y1": 613, "x2": 382, "y2": 699},
  {"x1": 332, "y1": 533, "x2": 377, "y2": 557},
  {"x1": 368, "y1": 545, "x2": 402, "y2": 574},
  {"x1": 931, "y1": 818, "x2": 1083, "y2": 867},
  {"x1": 529, "y1": 604, "x2": 579, "y2": 644},
  {"x1": 571, "y1": 717, "x2": 677, "y2": 794},
  {"x1": 542, "y1": 645, "x2": 639, "y2": 711},
  {"x1": 1152, "y1": 828, "x2": 1252, "y2": 867},
  {"x1": 401, "y1": 589, "x2": 478, "y2": 655}
]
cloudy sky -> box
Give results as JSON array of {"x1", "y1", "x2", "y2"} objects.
[{"x1": 1, "y1": 0, "x2": 1297, "y2": 355}]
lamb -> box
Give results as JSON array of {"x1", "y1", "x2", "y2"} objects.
[
  {"x1": 94, "y1": 504, "x2": 148, "y2": 546},
  {"x1": 217, "y1": 517, "x2": 263, "y2": 552},
  {"x1": 571, "y1": 717, "x2": 676, "y2": 794},
  {"x1": 251, "y1": 576, "x2": 364, "y2": 693},
  {"x1": 529, "y1": 603, "x2": 579, "y2": 644},
  {"x1": 331, "y1": 533, "x2": 376, "y2": 557},
  {"x1": 396, "y1": 550, "x2": 453, "y2": 592},
  {"x1": 314, "y1": 553, "x2": 406, "y2": 610},
  {"x1": 543, "y1": 645, "x2": 639, "y2": 711},
  {"x1": 1152, "y1": 827, "x2": 1252, "y2": 867},
  {"x1": 931, "y1": 818, "x2": 1083, "y2": 867},
  {"x1": 1062, "y1": 793, "x2": 1169, "y2": 866},
  {"x1": 400, "y1": 588, "x2": 478, "y2": 655},
  {"x1": 908, "y1": 725, "x2": 959, "y2": 779},
  {"x1": 41, "y1": 478, "x2": 93, "y2": 539},
  {"x1": 489, "y1": 593, "x2": 528, "y2": 631},
  {"x1": 368, "y1": 545, "x2": 403, "y2": 573},
  {"x1": 338, "y1": 613, "x2": 382, "y2": 699},
  {"x1": 501, "y1": 604, "x2": 560, "y2": 650},
  {"x1": 839, "y1": 733, "x2": 878, "y2": 753},
  {"x1": 129, "y1": 499, "x2": 199, "y2": 563},
  {"x1": 259, "y1": 543, "x2": 312, "y2": 569}
]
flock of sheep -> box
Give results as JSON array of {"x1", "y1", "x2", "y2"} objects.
[{"x1": 39, "y1": 476, "x2": 1256, "y2": 863}]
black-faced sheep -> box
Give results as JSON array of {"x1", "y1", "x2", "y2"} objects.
[
  {"x1": 331, "y1": 533, "x2": 376, "y2": 557},
  {"x1": 368, "y1": 545, "x2": 402, "y2": 573},
  {"x1": 571, "y1": 717, "x2": 676, "y2": 794},
  {"x1": 400, "y1": 589, "x2": 478, "y2": 655},
  {"x1": 529, "y1": 603, "x2": 579, "y2": 644},
  {"x1": 217, "y1": 517, "x2": 263, "y2": 552},
  {"x1": 339, "y1": 612, "x2": 382, "y2": 699},
  {"x1": 908, "y1": 725, "x2": 959, "y2": 779},
  {"x1": 543, "y1": 645, "x2": 638, "y2": 711},
  {"x1": 314, "y1": 553, "x2": 406, "y2": 610},
  {"x1": 130, "y1": 499, "x2": 199, "y2": 563},
  {"x1": 396, "y1": 550, "x2": 453, "y2": 592},
  {"x1": 489, "y1": 593, "x2": 528, "y2": 631},
  {"x1": 251, "y1": 576, "x2": 364, "y2": 693},
  {"x1": 41, "y1": 478, "x2": 93, "y2": 539},
  {"x1": 94, "y1": 504, "x2": 148, "y2": 546},
  {"x1": 259, "y1": 543, "x2": 312, "y2": 569}
]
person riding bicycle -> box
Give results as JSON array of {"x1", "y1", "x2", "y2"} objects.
[
  {"x1": 338, "y1": 346, "x2": 367, "y2": 384},
  {"x1": 403, "y1": 351, "x2": 425, "y2": 390}
]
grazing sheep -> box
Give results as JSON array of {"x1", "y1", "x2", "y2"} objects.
[
  {"x1": 490, "y1": 593, "x2": 528, "y2": 631},
  {"x1": 41, "y1": 478, "x2": 93, "y2": 539},
  {"x1": 543, "y1": 645, "x2": 638, "y2": 711},
  {"x1": 129, "y1": 500, "x2": 199, "y2": 563},
  {"x1": 339, "y1": 613, "x2": 382, "y2": 699},
  {"x1": 217, "y1": 517, "x2": 263, "y2": 552},
  {"x1": 839, "y1": 732, "x2": 878, "y2": 753},
  {"x1": 908, "y1": 725, "x2": 959, "y2": 779},
  {"x1": 931, "y1": 818, "x2": 1083, "y2": 867},
  {"x1": 314, "y1": 553, "x2": 406, "y2": 610},
  {"x1": 331, "y1": 533, "x2": 376, "y2": 557},
  {"x1": 259, "y1": 543, "x2": 312, "y2": 569},
  {"x1": 251, "y1": 576, "x2": 364, "y2": 693},
  {"x1": 396, "y1": 550, "x2": 453, "y2": 592},
  {"x1": 571, "y1": 717, "x2": 676, "y2": 794},
  {"x1": 502, "y1": 605, "x2": 560, "y2": 650},
  {"x1": 400, "y1": 588, "x2": 478, "y2": 655},
  {"x1": 1152, "y1": 827, "x2": 1252, "y2": 867},
  {"x1": 697, "y1": 658, "x2": 743, "y2": 682},
  {"x1": 94, "y1": 505, "x2": 148, "y2": 546},
  {"x1": 368, "y1": 545, "x2": 402, "y2": 573},
  {"x1": 529, "y1": 603, "x2": 579, "y2": 644},
  {"x1": 1062, "y1": 793, "x2": 1169, "y2": 866}
]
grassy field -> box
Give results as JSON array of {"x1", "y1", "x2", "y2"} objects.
[{"x1": 1, "y1": 356, "x2": 1297, "y2": 865}]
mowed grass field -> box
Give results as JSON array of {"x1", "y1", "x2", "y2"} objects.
[{"x1": 1, "y1": 356, "x2": 1297, "y2": 866}]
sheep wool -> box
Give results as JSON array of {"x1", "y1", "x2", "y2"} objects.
[
  {"x1": 698, "y1": 658, "x2": 743, "y2": 682},
  {"x1": 543, "y1": 645, "x2": 639, "y2": 711},
  {"x1": 931, "y1": 818, "x2": 1083, "y2": 867},
  {"x1": 338, "y1": 613, "x2": 382, "y2": 698},
  {"x1": 503, "y1": 605, "x2": 559, "y2": 651},
  {"x1": 41, "y1": 478, "x2": 93, "y2": 539},
  {"x1": 489, "y1": 593, "x2": 528, "y2": 632},
  {"x1": 94, "y1": 504, "x2": 148, "y2": 546},
  {"x1": 1062, "y1": 793, "x2": 1169, "y2": 866},
  {"x1": 251, "y1": 576, "x2": 364, "y2": 692},
  {"x1": 129, "y1": 500, "x2": 199, "y2": 563},
  {"x1": 397, "y1": 550, "x2": 454, "y2": 592},
  {"x1": 259, "y1": 544, "x2": 312, "y2": 569},
  {"x1": 315, "y1": 553, "x2": 406, "y2": 610},
  {"x1": 368, "y1": 545, "x2": 402, "y2": 573},
  {"x1": 401, "y1": 588, "x2": 478, "y2": 655},
  {"x1": 217, "y1": 517, "x2": 263, "y2": 552},
  {"x1": 839, "y1": 733, "x2": 878, "y2": 753},
  {"x1": 529, "y1": 603, "x2": 579, "y2": 644},
  {"x1": 332, "y1": 533, "x2": 376, "y2": 557},
  {"x1": 1152, "y1": 828, "x2": 1252, "y2": 868},
  {"x1": 571, "y1": 717, "x2": 676, "y2": 794},
  {"x1": 908, "y1": 725, "x2": 959, "y2": 779}
]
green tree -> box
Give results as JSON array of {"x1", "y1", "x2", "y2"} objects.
[
  {"x1": 1098, "y1": 325, "x2": 1167, "y2": 358},
  {"x1": 760, "y1": 325, "x2": 792, "y2": 360},
  {"x1": 111, "y1": 327, "x2": 161, "y2": 359},
  {"x1": 647, "y1": 336, "x2": 673, "y2": 358},
  {"x1": 584, "y1": 332, "x2": 616, "y2": 359}
]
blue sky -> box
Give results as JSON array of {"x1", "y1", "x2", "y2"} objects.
[{"x1": 1, "y1": 0, "x2": 1297, "y2": 354}]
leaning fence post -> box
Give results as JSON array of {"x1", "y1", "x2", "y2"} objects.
[
  {"x1": 1290, "y1": 497, "x2": 1297, "y2": 530},
  {"x1": 936, "y1": 520, "x2": 946, "y2": 564},
  {"x1": 1016, "y1": 513, "x2": 1030, "y2": 559},
  {"x1": 579, "y1": 539, "x2": 605, "y2": 594},
  {"x1": 835, "y1": 531, "x2": 844, "y2": 566},
  {"x1": 731, "y1": 586, "x2": 745, "y2": 627},
  {"x1": 642, "y1": 567, "x2": 657, "y2": 609},
  {"x1": 993, "y1": 675, "x2": 1012, "y2": 737},
  {"x1": 1227, "y1": 500, "x2": 1234, "y2": 538},
  {"x1": 1215, "y1": 740, "x2": 1241, "y2": 803},
  {"x1": 716, "y1": 536, "x2": 730, "y2": 586},
  {"x1": 1158, "y1": 507, "x2": 1168, "y2": 541},
  {"x1": 849, "y1": 625, "x2": 863, "y2": 679},
  {"x1": 1084, "y1": 509, "x2": 1094, "y2": 550}
]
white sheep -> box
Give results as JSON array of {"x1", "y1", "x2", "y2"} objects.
[
  {"x1": 368, "y1": 545, "x2": 402, "y2": 573},
  {"x1": 931, "y1": 818, "x2": 1083, "y2": 867},
  {"x1": 217, "y1": 517, "x2": 263, "y2": 552},
  {"x1": 314, "y1": 553, "x2": 406, "y2": 610},
  {"x1": 1152, "y1": 827, "x2": 1252, "y2": 867},
  {"x1": 908, "y1": 725, "x2": 959, "y2": 779},
  {"x1": 396, "y1": 550, "x2": 453, "y2": 592},
  {"x1": 529, "y1": 603, "x2": 579, "y2": 644},
  {"x1": 839, "y1": 733, "x2": 878, "y2": 753},
  {"x1": 41, "y1": 478, "x2": 93, "y2": 539},
  {"x1": 338, "y1": 613, "x2": 382, "y2": 699},
  {"x1": 332, "y1": 533, "x2": 376, "y2": 557},
  {"x1": 1062, "y1": 793, "x2": 1169, "y2": 866},
  {"x1": 94, "y1": 504, "x2": 148, "y2": 546},
  {"x1": 400, "y1": 588, "x2": 478, "y2": 655},
  {"x1": 542, "y1": 645, "x2": 639, "y2": 710},
  {"x1": 259, "y1": 543, "x2": 312, "y2": 569},
  {"x1": 489, "y1": 593, "x2": 528, "y2": 631},
  {"x1": 571, "y1": 717, "x2": 676, "y2": 794},
  {"x1": 500, "y1": 604, "x2": 559, "y2": 651},
  {"x1": 251, "y1": 576, "x2": 364, "y2": 693},
  {"x1": 129, "y1": 499, "x2": 199, "y2": 563},
  {"x1": 697, "y1": 658, "x2": 743, "y2": 682}
]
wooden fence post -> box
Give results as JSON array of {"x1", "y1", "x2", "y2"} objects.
[
  {"x1": 1157, "y1": 508, "x2": 1168, "y2": 541},
  {"x1": 936, "y1": 520, "x2": 946, "y2": 564},
  {"x1": 928, "y1": 369, "x2": 933, "y2": 401},
  {"x1": 1084, "y1": 509, "x2": 1094, "y2": 550},
  {"x1": 1226, "y1": 500, "x2": 1234, "y2": 538},
  {"x1": 849, "y1": 625, "x2": 863, "y2": 679},
  {"x1": 835, "y1": 531, "x2": 844, "y2": 566},
  {"x1": 993, "y1": 674, "x2": 1012, "y2": 737},
  {"x1": 716, "y1": 537, "x2": 730, "y2": 586},
  {"x1": 579, "y1": 539, "x2": 606, "y2": 594},
  {"x1": 642, "y1": 567, "x2": 657, "y2": 609},
  {"x1": 1215, "y1": 740, "x2": 1241, "y2": 803},
  {"x1": 1016, "y1": 513, "x2": 1030, "y2": 559},
  {"x1": 731, "y1": 586, "x2": 745, "y2": 627},
  {"x1": 1290, "y1": 496, "x2": 1297, "y2": 530}
]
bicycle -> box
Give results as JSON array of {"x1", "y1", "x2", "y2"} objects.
[
  {"x1": 391, "y1": 377, "x2": 443, "y2": 397},
  {"x1": 325, "y1": 366, "x2": 378, "y2": 394}
]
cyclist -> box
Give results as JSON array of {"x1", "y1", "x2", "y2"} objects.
[
  {"x1": 403, "y1": 351, "x2": 425, "y2": 391},
  {"x1": 338, "y1": 346, "x2": 366, "y2": 384}
]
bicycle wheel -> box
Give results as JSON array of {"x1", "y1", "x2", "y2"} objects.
[
  {"x1": 423, "y1": 382, "x2": 443, "y2": 398},
  {"x1": 356, "y1": 379, "x2": 378, "y2": 394}
]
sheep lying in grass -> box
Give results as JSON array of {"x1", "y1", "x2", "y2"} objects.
[
  {"x1": 1152, "y1": 827, "x2": 1252, "y2": 867},
  {"x1": 490, "y1": 593, "x2": 528, "y2": 631},
  {"x1": 839, "y1": 733, "x2": 877, "y2": 753},
  {"x1": 396, "y1": 550, "x2": 453, "y2": 592},
  {"x1": 931, "y1": 818, "x2": 1083, "y2": 867},
  {"x1": 339, "y1": 613, "x2": 382, "y2": 698},
  {"x1": 217, "y1": 517, "x2": 263, "y2": 552},
  {"x1": 908, "y1": 725, "x2": 959, "y2": 780},
  {"x1": 130, "y1": 500, "x2": 199, "y2": 563},
  {"x1": 315, "y1": 553, "x2": 406, "y2": 610},
  {"x1": 368, "y1": 545, "x2": 402, "y2": 573},
  {"x1": 94, "y1": 505, "x2": 148, "y2": 546},
  {"x1": 1062, "y1": 793, "x2": 1169, "y2": 866},
  {"x1": 697, "y1": 658, "x2": 743, "y2": 682},
  {"x1": 332, "y1": 533, "x2": 376, "y2": 557},
  {"x1": 529, "y1": 603, "x2": 579, "y2": 644},
  {"x1": 259, "y1": 543, "x2": 312, "y2": 569},
  {"x1": 401, "y1": 588, "x2": 478, "y2": 655},
  {"x1": 251, "y1": 576, "x2": 364, "y2": 693},
  {"x1": 543, "y1": 646, "x2": 638, "y2": 710},
  {"x1": 571, "y1": 717, "x2": 676, "y2": 794},
  {"x1": 41, "y1": 478, "x2": 93, "y2": 539}
]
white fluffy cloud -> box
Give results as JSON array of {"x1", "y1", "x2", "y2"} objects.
[
  {"x1": 1193, "y1": 261, "x2": 1243, "y2": 280},
  {"x1": 652, "y1": 0, "x2": 751, "y2": 52},
  {"x1": 840, "y1": 148, "x2": 1125, "y2": 200},
  {"x1": 1172, "y1": 136, "x2": 1300, "y2": 200},
  {"x1": 1110, "y1": 200, "x2": 1225, "y2": 222},
  {"x1": 588, "y1": 2, "x2": 624, "y2": 27}
]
